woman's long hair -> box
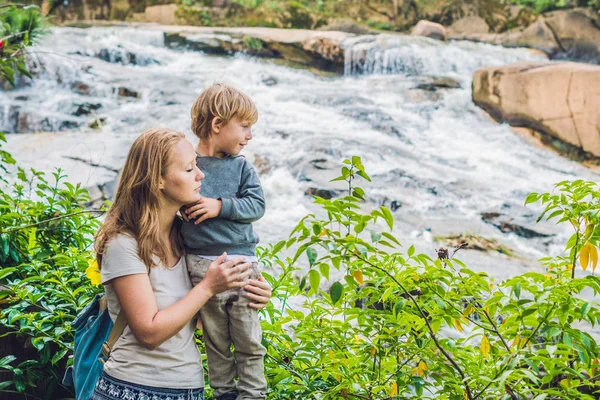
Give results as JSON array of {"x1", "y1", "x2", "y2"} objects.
[{"x1": 95, "y1": 128, "x2": 186, "y2": 268}]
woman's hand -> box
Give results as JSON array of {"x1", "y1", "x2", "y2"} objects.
[
  {"x1": 201, "y1": 253, "x2": 251, "y2": 296},
  {"x1": 245, "y1": 274, "x2": 272, "y2": 309}
]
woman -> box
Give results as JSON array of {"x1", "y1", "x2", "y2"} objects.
[{"x1": 92, "y1": 128, "x2": 272, "y2": 399}]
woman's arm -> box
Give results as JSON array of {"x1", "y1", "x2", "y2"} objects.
[{"x1": 112, "y1": 253, "x2": 250, "y2": 350}]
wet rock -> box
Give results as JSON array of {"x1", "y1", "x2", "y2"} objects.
[
  {"x1": 309, "y1": 158, "x2": 329, "y2": 170},
  {"x1": 305, "y1": 187, "x2": 343, "y2": 199},
  {"x1": 116, "y1": 87, "x2": 140, "y2": 98},
  {"x1": 302, "y1": 35, "x2": 346, "y2": 65},
  {"x1": 436, "y1": 232, "x2": 514, "y2": 256},
  {"x1": 341, "y1": 107, "x2": 411, "y2": 143},
  {"x1": 261, "y1": 76, "x2": 278, "y2": 86},
  {"x1": 72, "y1": 102, "x2": 102, "y2": 117},
  {"x1": 253, "y1": 154, "x2": 271, "y2": 175},
  {"x1": 274, "y1": 130, "x2": 290, "y2": 139},
  {"x1": 15, "y1": 96, "x2": 29, "y2": 101},
  {"x1": 481, "y1": 212, "x2": 553, "y2": 238},
  {"x1": 318, "y1": 18, "x2": 375, "y2": 35},
  {"x1": 415, "y1": 76, "x2": 461, "y2": 91},
  {"x1": 412, "y1": 20, "x2": 446, "y2": 41},
  {"x1": 95, "y1": 47, "x2": 159, "y2": 66},
  {"x1": 88, "y1": 117, "x2": 107, "y2": 130},
  {"x1": 0, "y1": 106, "x2": 81, "y2": 133},
  {"x1": 71, "y1": 81, "x2": 91, "y2": 96}
]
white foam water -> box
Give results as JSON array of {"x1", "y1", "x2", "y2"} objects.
[{"x1": 2, "y1": 26, "x2": 598, "y2": 288}]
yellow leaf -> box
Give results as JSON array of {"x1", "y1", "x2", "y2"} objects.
[
  {"x1": 353, "y1": 270, "x2": 364, "y2": 285},
  {"x1": 464, "y1": 389, "x2": 469, "y2": 400},
  {"x1": 544, "y1": 274, "x2": 551, "y2": 280},
  {"x1": 520, "y1": 336, "x2": 528, "y2": 349},
  {"x1": 86, "y1": 259, "x2": 101, "y2": 286},
  {"x1": 463, "y1": 304, "x2": 475, "y2": 317},
  {"x1": 591, "y1": 245, "x2": 599, "y2": 273},
  {"x1": 417, "y1": 360, "x2": 427, "y2": 377},
  {"x1": 328, "y1": 350, "x2": 335, "y2": 359},
  {"x1": 511, "y1": 335, "x2": 520, "y2": 349},
  {"x1": 481, "y1": 335, "x2": 490, "y2": 360},
  {"x1": 334, "y1": 374, "x2": 340, "y2": 382},
  {"x1": 318, "y1": 230, "x2": 327, "y2": 237},
  {"x1": 391, "y1": 381, "x2": 398, "y2": 396},
  {"x1": 453, "y1": 319, "x2": 464, "y2": 333},
  {"x1": 370, "y1": 346, "x2": 377, "y2": 357},
  {"x1": 567, "y1": 264, "x2": 573, "y2": 271},
  {"x1": 580, "y1": 243, "x2": 591, "y2": 272}
]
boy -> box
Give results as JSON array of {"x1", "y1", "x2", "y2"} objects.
[{"x1": 181, "y1": 83, "x2": 267, "y2": 400}]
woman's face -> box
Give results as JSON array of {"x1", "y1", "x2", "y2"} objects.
[{"x1": 161, "y1": 139, "x2": 204, "y2": 206}]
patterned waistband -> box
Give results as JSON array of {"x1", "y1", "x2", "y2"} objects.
[{"x1": 94, "y1": 371, "x2": 205, "y2": 400}]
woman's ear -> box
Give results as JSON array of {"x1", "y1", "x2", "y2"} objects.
[
  {"x1": 211, "y1": 117, "x2": 222, "y2": 134},
  {"x1": 158, "y1": 177, "x2": 165, "y2": 190}
]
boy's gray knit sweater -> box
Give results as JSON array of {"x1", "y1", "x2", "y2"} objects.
[{"x1": 181, "y1": 154, "x2": 265, "y2": 257}]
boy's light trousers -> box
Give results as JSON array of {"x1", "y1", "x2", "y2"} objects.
[{"x1": 186, "y1": 255, "x2": 267, "y2": 400}]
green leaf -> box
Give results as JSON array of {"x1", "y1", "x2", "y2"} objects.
[
  {"x1": 394, "y1": 300, "x2": 405, "y2": 315},
  {"x1": 272, "y1": 240, "x2": 286, "y2": 254},
  {"x1": 408, "y1": 245, "x2": 415, "y2": 257},
  {"x1": 581, "y1": 302, "x2": 590, "y2": 319},
  {"x1": 356, "y1": 170, "x2": 371, "y2": 182},
  {"x1": 298, "y1": 276, "x2": 306, "y2": 291},
  {"x1": 382, "y1": 232, "x2": 401, "y2": 246},
  {"x1": 514, "y1": 282, "x2": 521, "y2": 299},
  {"x1": 308, "y1": 270, "x2": 320, "y2": 294},
  {"x1": 0, "y1": 355, "x2": 16, "y2": 368},
  {"x1": 0, "y1": 267, "x2": 16, "y2": 281},
  {"x1": 51, "y1": 348, "x2": 68, "y2": 365},
  {"x1": 370, "y1": 231, "x2": 382, "y2": 243},
  {"x1": 319, "y1": 263, "x2": 330, "y2": 281},
  {"x1": 381, "y1": 206, "x2": 394, "y2": 230},
  {"x1": 306, "y1": 247, "x2": 317, "y2": 266},
  {"x1": 525, "y1": 192, "x2": 539, "y2": 205},
  {"x1": 330, "y1": 282, "x2": 344, "y2": 305},
  {"x1": 355, "y1": 244, "x2": 368, "y2": 255}
]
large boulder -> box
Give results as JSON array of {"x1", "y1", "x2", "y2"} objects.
[
  {"x1": 449, "y1": 8, "x2": 600, "y2": 61},
  {"x1": 543, "y1": 8, "x2": 600, "y2": 61},
  {"x1": 143, "y1": 4, "x2": 179, "y2": 25},
  {"x1": 449, "y1": 15, "x2": 490, "y2": 35},
  {"x1": 473, "y1": 62, "x2": 600, "y2": 158},
  {"x1": 412, "y1": 20, "x2": 446, "y2": 41}
]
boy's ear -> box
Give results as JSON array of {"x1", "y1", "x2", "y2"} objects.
[{"x1": 211, "y1": 117, "x2": 223, "y2": 134}]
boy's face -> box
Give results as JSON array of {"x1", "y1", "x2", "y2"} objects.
[{"x1": 214, "y1": 115, "x2": 253, "y2": 156}]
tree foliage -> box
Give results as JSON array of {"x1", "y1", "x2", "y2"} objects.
[{"x1": 0, "y1": 3, "x2": 44, "y2": 86}]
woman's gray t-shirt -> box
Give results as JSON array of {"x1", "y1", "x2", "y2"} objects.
[{"x1": 100, "y1": 234, "x2": 204, "y2": 389}]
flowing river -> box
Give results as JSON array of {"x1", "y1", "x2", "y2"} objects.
[{"x1": 1, "y1": 26, "x2": 599, "y2": 284}]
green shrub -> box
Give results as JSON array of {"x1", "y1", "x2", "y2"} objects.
[
  {"x1": 258, "y1": 156, "x2": 600, "y2": 399},
  {"x1": 0, "y1": 132, "x2": 103, "y2": 397}
]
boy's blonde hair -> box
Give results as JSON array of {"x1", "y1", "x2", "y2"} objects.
[{"x1": 191, "y1": 83, "x2": 258, "y2": 141}]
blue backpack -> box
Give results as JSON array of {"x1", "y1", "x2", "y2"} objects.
[{"x1": 63, "y1": 293, "x2": 127, "y2": 400}]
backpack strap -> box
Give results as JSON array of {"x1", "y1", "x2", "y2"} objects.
[{"x1": 101, "y1": 265, "x2": 152, "y2": 360}]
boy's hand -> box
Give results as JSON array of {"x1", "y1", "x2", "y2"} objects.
[{"x1": 185, "y1": 197, "x2": 222, "y2": 224}]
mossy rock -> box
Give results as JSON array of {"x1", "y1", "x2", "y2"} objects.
[{"x1": 435, "y1": 232, "x2": 514, "y2": 256}]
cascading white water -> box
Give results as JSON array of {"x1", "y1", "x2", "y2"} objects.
[{"x1": 2, "y1": 26, "x2": 599, "y2": 283}]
